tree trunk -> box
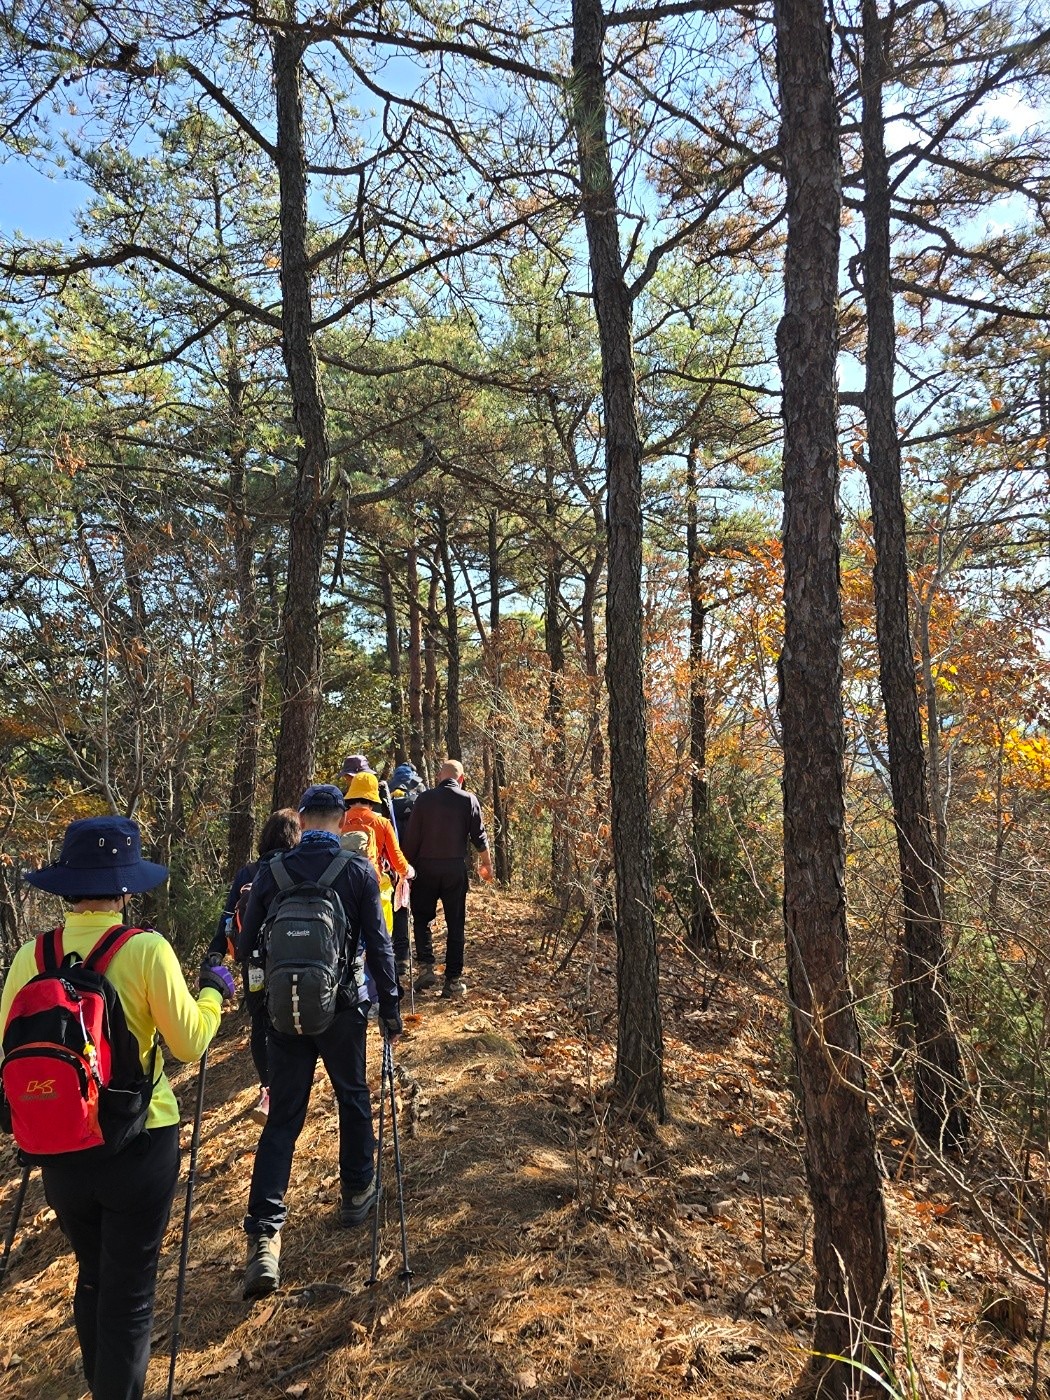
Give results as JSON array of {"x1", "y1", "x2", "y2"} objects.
[
  {"x1": 775, "y1": 0, "x2": 891, "y2": 1384},
  {"x1": 271, "y1": 16, "x2": 332, "y2": 808},
  {"x1": 407, "y1": 543, "x2": 427, "y2": 780},
  {"x1": 860, "y1": 0, "x2": 967, "y2": 1151},
  {"x1": 379, "y1": 552, "x2": 407, "y2": 762},
  {"x1": 581, "y1": 547, "x2": 606, "y2": 800},
  {"x1": 571, "y1": 0, "x2": 664, "y2": 1121},
  {"x1": 225, "y1": 353, "x2": 266, "y2": 878},
  {"x1": 423, "y1": 563, "x2": 441, "y2": 775},
  {"x1": 436, "y1": 504, "x2": 462, "y2": 761},
  {"x1": 686, "y1": 437, "x2": 720, "y2": 951},
  {"x1": 488, "y1": 510, "x2": 511, "y2": 883},
  {"x1": 545, "y1": 475, "x2": 571, "y2": 905}
]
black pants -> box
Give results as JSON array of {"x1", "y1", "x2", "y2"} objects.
[
  {"x1": 391, "y1": 905, "x2": 410, "y2": 964},
  {"x1": 242, "y1": 979, "x2": 269, "y2": 1087},
  {"x1": 244, "y1": 1006, "x2": 372, "y2": 1238},
  {"x1": 411, "y1": 861, "x2": 469, "y2": 980},
  {"x1": 42, "y1": 1124, "x2": 180, "y2": 1400}
]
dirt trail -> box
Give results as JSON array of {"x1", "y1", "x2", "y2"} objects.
[{"x1": 0, "y1": 890, "x2": 1037, "y2": 1398}]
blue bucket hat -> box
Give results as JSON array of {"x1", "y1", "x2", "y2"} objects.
[
  {"x1": 391, "y1": 762, "x2": 421, "y2": 790},
  {"x1": 298, "y1": 783, "x2": 347, "y2": 813},
  {"x1": 23, "y1": 816, "x2": 168, "y2": 897}
]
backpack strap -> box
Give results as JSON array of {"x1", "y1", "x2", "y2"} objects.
[
  {"x1": 270, "y1": 852, "x2": 296, "y2": 892},
  {"x1": 83, "y1": 925, "x2": 162, "y2": 1087},
  {"x1": 35, "y1": 927, "x2": 64, "y2": 974},
  {"x1": 317, "y1": 849, "x2": 355, "y2": 889},
  {"x1": 83, "y1": 924, "x2": 144, "y2": 976}
]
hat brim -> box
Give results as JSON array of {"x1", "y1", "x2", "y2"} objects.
[{"x1": 24, "y1": 859, "x2": 169, "y2": 897}]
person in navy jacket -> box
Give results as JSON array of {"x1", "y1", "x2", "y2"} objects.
[{"x1": 235, "y1": 784, "x2": 400, "y2": 1299}]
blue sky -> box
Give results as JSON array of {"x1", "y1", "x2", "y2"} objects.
[{"x1": 0, "y1": 162, "x2": 90, "y2": 240}]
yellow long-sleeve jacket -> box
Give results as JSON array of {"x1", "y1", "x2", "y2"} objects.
[{"x1": 0, "y1": 911, "x2": 222, "y2": 1129}]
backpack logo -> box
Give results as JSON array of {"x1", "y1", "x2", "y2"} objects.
[{"x1": 22, "y1": 1079, "x2": 58, "y2": 1098}]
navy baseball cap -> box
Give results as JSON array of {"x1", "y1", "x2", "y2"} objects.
[{"x1": 298, "y1": 783, "x2": 347, "y2": 813}]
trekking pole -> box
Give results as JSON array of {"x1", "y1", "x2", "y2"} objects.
[
  {"x1": 0, "y1": 1163, "x2": 31, "y2": 1291},
  {"x1": 385, "y1": 1040, "x2": 413, "y2": 1291},
  {"x1": 365, "y1": 1040, "x2": 388, "y2": 1289},
  {"x1": 166, "y1": 1048, "x2": 208, "y2": 1400}
]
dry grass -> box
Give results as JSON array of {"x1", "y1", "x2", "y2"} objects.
[{"x1": 0, "y1": 888, "x2": 1042, "y2": 1398}]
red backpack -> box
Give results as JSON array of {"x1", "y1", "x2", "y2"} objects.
[{"x1": 0, "y1": 925, "x2": 158, "y2": 1163}]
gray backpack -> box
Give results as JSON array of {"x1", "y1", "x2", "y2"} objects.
[{"x1": 262, "y1": 850, "x2": 363, "y2": 1036}]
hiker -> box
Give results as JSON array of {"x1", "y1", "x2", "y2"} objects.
[
  {"x1": 235, "y1": 784, "x2": 401, "y2": 1299},
  {"x1": 341, "y1": 768, "x2": 412, "y2": 946},
  {"x1": 0, "y1": 815, "x2": 234, "y2": 1400},
  {"x1": 403, "y1": 759, "x2": 493, "y2": 1000},
  {"x1": 206, "y1": 807, "x2": 301, "y2": 1125},
  {"x1": 388, "y1": 762, "x2": 426, "y2": 976},
  {"x1": 339, "y1": 752, "x2": 397, "y2": 828}
]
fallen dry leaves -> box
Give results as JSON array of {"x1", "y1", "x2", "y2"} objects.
[{"x1": 0, "y1": 887, "x2": 1043, "y2": 1397}]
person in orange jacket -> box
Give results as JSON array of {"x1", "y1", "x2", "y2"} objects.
[{"x1": 341, "y1": 770, "x2": 412, "y2": 948}]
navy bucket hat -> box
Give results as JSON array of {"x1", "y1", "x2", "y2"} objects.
[{"x1": 23, "y1": 816, "x2": 168, "y2": 897}]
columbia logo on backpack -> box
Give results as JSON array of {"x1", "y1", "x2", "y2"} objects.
[
  {"x1": 0, "y1": 925, "x2": 158, "y2": 1163},
  {"x1": 262, "y1": 849, "x2": 366, "y2": 1036}
]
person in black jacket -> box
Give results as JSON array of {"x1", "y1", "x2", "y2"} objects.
[
  {"x1": 235, "y1": 784, "x2": 401, "y2": 1299},
  {"x1": 402, "y1": 759, "x2": 492, "y2": 1000},
  {"x1": 388, "y1": 761, "x2": 426, "y2": 976},
  {"x1": 207, "y1": 808, "x2": 301, "y2": 1125}
]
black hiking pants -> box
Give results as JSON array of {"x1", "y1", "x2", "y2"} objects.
[
  {"x1": 42, "y1": 1123, "x2": 180, "y2": 1400},
  {"x1": 243, "y1": 1005, "x2": 373, "y2": 1238},
  {"x1": 411, "y1": 860, "x2": 469, "y2": 980}
]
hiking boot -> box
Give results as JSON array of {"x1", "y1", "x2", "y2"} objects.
[
  {"x1": 243, "y1": 1233, "x2": 281, "y2": 1299},
  {"x1": 250, "y1": 1087, "x2": 270, "y2": 1126},
  {"x1": 340, "y1": 1175, "x2": 380, "y2": 1227},
  {"x1": 414, "y1": 964, "x2": 439, "y2": 993},
  {"x1": 396, "y1": 960, "x2": 411, "y2": 983},
  {"x1": 441, "y1": 977, "x2": 467, "y2": 1000}
]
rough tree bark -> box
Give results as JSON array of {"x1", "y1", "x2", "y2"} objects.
[
  {"x1": 435, "y1": 504, "x2": 462, "y2": 761},
  {"x1": 860, "y1": 0, "x2": 967, "y2": 1150},
  {"x1": 571, "y1": 0, "x2": 664, "y2": 1120},
  {"x1": 271, "y1": 15, "x2": 332, "y2": 808},
  {"x1": 379, "y1": 552, "x2": 408, "y2": 762},
  {"x1": 423, "y1": 564, "x2": 441, "y2": 774},
  {"x1": 225, "y1": 348, "x2": 266, "y2": 878},
  {"x1": 406, "y1": 543, "x2": 427, "y2": 781},
  {"x1": 775, "y1": 0, "x2": 891, "y2": 1384},
  {"x1": 545, "y1": 469, "x2": 572, "y2": 905},
  {"x1": 488, "y1": 510, "x2": 511, "y2": 883}
]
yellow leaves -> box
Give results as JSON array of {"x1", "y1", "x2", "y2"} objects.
[{"x1": 1003, "y1": 729, "x2": 1050, "y2": 792}]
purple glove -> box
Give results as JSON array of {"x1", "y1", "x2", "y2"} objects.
[{"x1": 199, "y1": 956, "x2": 236, "y2": 1001}]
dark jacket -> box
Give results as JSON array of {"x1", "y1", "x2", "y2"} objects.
[
  {"x1": 206, "y1": 861, "x2": 256, "y2": 960},
  {"x1": 234, "y1": 831, "x2": 398, "y2": 1014},
  {"x1": 402, "y1": 778, "x2": 489, "y2": 868}
]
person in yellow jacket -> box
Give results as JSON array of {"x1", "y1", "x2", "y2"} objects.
[
  {"x1": 340, "y1": 770, "x2": 411, "y2": 939},
  {"x1": 0, "y1": 815, "x2": 234, "y2": 1400}
]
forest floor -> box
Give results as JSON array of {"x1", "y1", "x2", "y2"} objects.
[{"x1": 0, "y1": 889, "x2": 1041, "y2": 1399}]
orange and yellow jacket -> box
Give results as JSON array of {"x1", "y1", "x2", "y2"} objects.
[{"x1": 340, "y1": 804, "x2": 410, "y2": 886}]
